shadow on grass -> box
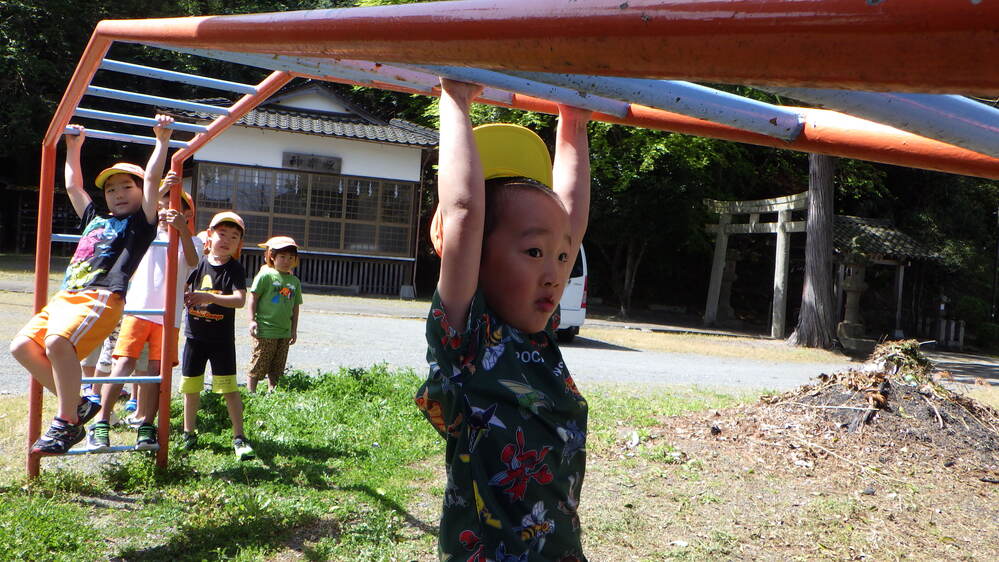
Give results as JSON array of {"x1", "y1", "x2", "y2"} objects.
[
  {"x1": 341, "y1": 482, "x2": 439, "y2": 536},
  {"x1": 112, "y1": 513, "x2": 324, "y2": 562}
]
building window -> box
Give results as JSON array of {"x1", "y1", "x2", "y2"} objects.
[{"x1": 194, "y1": 162, "x2": 415, "y2": 257}]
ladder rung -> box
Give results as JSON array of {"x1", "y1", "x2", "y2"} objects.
[
  {"x1": 85, "y1": 85, "x2": 231, "y2": 116},
  {"x1": 123, "y1": 309, "x2": 165, "y2": 316},
  {"x1": 74, "y1": 108, "x2": 209, "y2": 134},
  {"x1": 63, "y1": 126, "x2": 190, "y2": 149},
  {"x1": 63, "y1": 444, "x2": 160, "y2": 455},
  {"x1": 82, "y1": 376, "x2": 162, "y2": 384},
  {"x1": 52, "y1": 234, "x2": 170, "y2": 246},
  {"x1": 100, "y1": 59, "x2": 258, "y2": 95}
]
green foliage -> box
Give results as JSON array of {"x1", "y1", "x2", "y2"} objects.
[{"x1": 975, "y1": 322, "x2": 999, "y2": 351}]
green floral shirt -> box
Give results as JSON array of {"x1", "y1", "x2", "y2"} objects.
[{"x1": 417, "y1": 290, "x2": 588, "y2": 562}]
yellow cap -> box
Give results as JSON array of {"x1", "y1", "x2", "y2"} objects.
[
  {"x1": 257, "y1": 236, "x2": 298, "y2": 250},
  {"x1": 95, "y1": 163, "x2": 145, "y2": 189},
  {"x1": 430, "y1": 123, "x2": 553, "y2": 256},
  {"x1": 209, "y1": 211, "x2": 245, "y2": 232},
  {"x1": 474, "y1": 123, "x2": 553, "y2": 187}
]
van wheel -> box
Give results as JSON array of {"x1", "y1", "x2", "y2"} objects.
[{"x1": 556, "y1": 327, "x2": 578, "y2": 343}]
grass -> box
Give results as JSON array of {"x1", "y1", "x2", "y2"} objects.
[
  {"x1": 0, "y1": 365, "x2": 443, "y2": 561},
  {"x1": 2, "y1": 366, "x2": 996, "y2": 560}
]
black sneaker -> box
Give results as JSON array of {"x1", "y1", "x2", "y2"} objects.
[
  {"x1": 135, "y1": 424, "x2": 159, "y2": 451},
  {"x1": 87, "y1": 421, "x2": 111, "y2": 452},
  {"x1": 77, "y1": 397, "x2": 102, "y2": 426},
  {"x1": 31, "y1": 420, "x2": 85, "y2": 455},
  {"x1": 182, "y1": 431, "x2": 198, "y2": 450},
  {"x1": 233, "y1": 436, "x2": 255, "y2": 461}
]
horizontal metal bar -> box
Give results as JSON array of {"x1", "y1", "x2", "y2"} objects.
[
  {"x1": 81, "y1": 376, "x2": 163, "y2": 384},
  {"x1": 52, "y1": 233, "x2": 171, "y2": 246},
  {"x1": 63, "y1": 126, "x2": 190, "y2": 149},
  {"x1": 75, "y1": 108, "x2": 209, "y2": 134},
  {"x1": 63, "y1": 444, "x2": 159, "y2": 456},
  {"x1": 156, "y1": 46, "x2": 512, "y2": 107},
  {"x1": 508, "y1": 71, "x2": 803, "y2": 141},
  {"x1": 762, "y1": 87, "x2": 999, "y2": 159},
  {"x1": 122, "y1": 309, "x2": 165, "y2": 316},
  {"x1": 411, "y1": 65, "x2": 631, "y2": 118},
  {"x1": 101, "y1": 59, "x2": 258, "y2": 95},
  {"x1": 85, "y1": 85, "x2": 231, "y2": 116}
]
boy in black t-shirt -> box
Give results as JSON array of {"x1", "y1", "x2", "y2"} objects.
[{"x1": 181, "y1": 211, "x2": 254, "y2": 460}]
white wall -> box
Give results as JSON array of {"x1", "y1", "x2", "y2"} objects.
[
  {"x1": 192, "y1": 126, "x2": 424, "y2": 182},
  {"x1": 271, "y1": 92, "x2": 348, "y2": 113}
]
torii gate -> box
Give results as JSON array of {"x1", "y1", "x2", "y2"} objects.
[
  {"x1": 27, "y1": 0, "x2": 999, "y2": 477},
  {"x1": 703, "y1": 193, "x2": 807, "y2": 338}
]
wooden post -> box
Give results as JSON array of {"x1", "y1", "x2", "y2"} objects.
[
  {"x1": 771, "y1": 209, "x2": 791, "y2": 338},
  {"x1": 704, "y1": 214, "x2": 731, "y2": 325}
]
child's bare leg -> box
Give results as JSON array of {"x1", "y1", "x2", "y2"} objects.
[
  {"x1": 222, "y1": 391, "x2": 244, "y2": 437},
  {"x1": 267, "y1": 373, "x2": 279, "y2": 392},
  {"x1": 135, "y1": 360, "x2": 160, "y2": 424},
  {"x1": 11, "y1": 336, "x2": 56, "y2": 394},
  {"x1": 44, "y1": 335, "x2": 84, "y2": 422},
  {"x1": 183, "y1": 392, "x2": 200, "y2": 433},
  {"x1": 247, "y1": 375, "x2": 259, "y2": 393},
  {"x1": 97, "y1": 356, "x2": 136, "y2": 422}
]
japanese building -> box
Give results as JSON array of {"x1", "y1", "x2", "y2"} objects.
[{"x1": 177, "y1": 82, "x2": 438, "y2": 295}]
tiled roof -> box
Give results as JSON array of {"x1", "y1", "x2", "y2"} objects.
[
  {"x1": 833, "y1": 215, "x2": 938, "y2": 261},
  {"x1": 170, "y1": 99, "x2": 438, "y2": 147}
]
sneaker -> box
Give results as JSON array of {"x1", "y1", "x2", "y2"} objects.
[
  {"x1": 124, "y1": 399, "x2": 138, "y2": 413},
  {"x1": 84, "y1": 393, "x2": 101, "y2": 406},
  {"x1": 182, "y1": 431, "x2": 198, "y2": 450},
  {"x1": 77, "y1": 398, "x2": 102, "y2": 426},
  {"x1": 233, "y1": 436, "x2": 255, "y2": 461},
  {"x1": 31, "y1": 419, "x2": 85, "y2": 455},
  {"x1": 123, "y1": 414, "x2": 143, "y2": 429},
  {"x1": 87, "y1": 421, "x2": 111, "y2": 452},
  {"x1": 135, "y1": 424, "x2": 159, "y2": 451}
]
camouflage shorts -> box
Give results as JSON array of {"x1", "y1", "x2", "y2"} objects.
[{"x1": 248, "y1": 336, "x2": 291, "y2": 380}]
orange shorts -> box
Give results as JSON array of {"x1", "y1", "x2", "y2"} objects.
[
  {"x1": 17, "y1": 289, "x2": 124, "y2": 361},
  {"x1": 113, "y1": 315, "x2": 180, "y2": 366}
]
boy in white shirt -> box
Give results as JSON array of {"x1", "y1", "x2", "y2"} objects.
[{"x1": 87, "y1": 177, "x2": 201, "y2": 451}]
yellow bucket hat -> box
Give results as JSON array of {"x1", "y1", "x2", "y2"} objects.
[{"x1": 430, "y1": 123, "x2": 553, "y2": 256}]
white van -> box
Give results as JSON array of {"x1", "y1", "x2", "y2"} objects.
[{"x1": 557, "y1": 245, "x2": 587, "y2": 342}]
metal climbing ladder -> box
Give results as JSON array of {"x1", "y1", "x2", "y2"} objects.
[{"x1": 29, "y1": 46, "x2": 291, "y2": 476}]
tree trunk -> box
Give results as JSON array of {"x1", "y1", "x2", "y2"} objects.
[
  {"x1": 596, "y1": 237, "x2": 647, "y2": 318},
  {"x1": 619, "y1": 238, "x2": 648, "y2": 317},
  {"x1": 788, "y1": 154, "x2": 837, "y2": 348}
]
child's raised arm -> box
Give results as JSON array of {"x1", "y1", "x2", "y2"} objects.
[
  {"x1": 143, "y1": 114, "x2": 175, "y2": 225},
  {"x1": 63, "y1": 125, "x2": 93, "y2": 219},
  {"x1": 552, "y1": 105, "x2": 592, "y2": 258},
  {"x1": 436, "y1": 78, "x2": 485, "y2": 332}
]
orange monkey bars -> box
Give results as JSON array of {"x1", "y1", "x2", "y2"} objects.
[{"x1": 28, "y1": 0, "x2": 999, "y2": 477}]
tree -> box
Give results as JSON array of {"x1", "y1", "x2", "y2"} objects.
[{"x1": 788, "y1": 154, "x2": 837, "y2": 347}]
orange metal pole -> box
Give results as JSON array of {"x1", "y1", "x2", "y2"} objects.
[
  {"x1": 171, "y1": 71, "x2": 294, "y2": 162},
  {"x1": 94, "y1": 0, "x2": 999, "y2": 95},
  {"x1": 290, "y1": 72, "x2": 999, "y2": 180},
  {"x1": 156, "y1": 159, "x2": 183, "y2": 469},
  {"x1": 26, "y1": 145, "x2": 58, "y2": 477},
  {"x1": 43, "y1": 36, "x2": 112, "y2": 147}
]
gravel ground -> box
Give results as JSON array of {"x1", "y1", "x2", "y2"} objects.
[{"x1": 0, "y1": 286, "x2": 855, "y2": 397}]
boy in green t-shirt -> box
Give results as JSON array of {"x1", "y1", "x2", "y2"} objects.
[{"x1": 247, "y1": 236, "x2": 303, "y2": 393}]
